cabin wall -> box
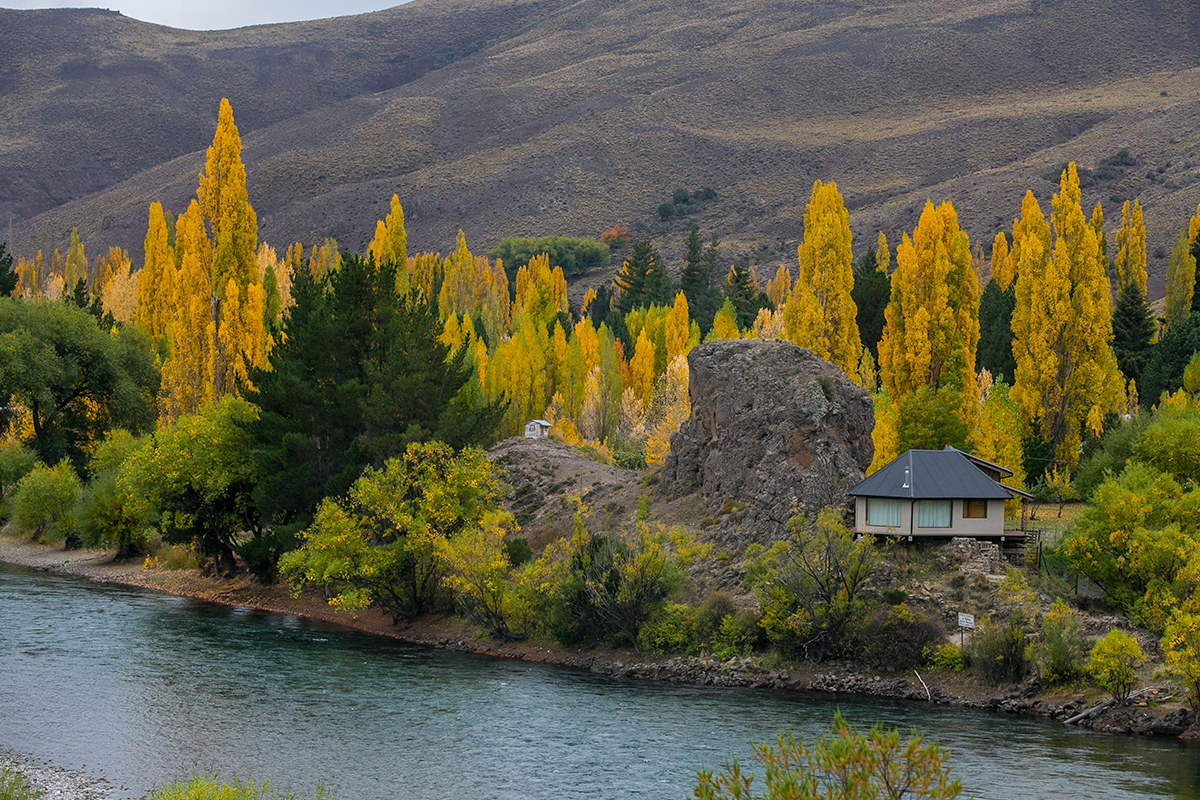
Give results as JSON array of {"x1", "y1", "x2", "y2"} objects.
[{"x1": 853, "y1": 497, "x2": 1006, "y2": 538}]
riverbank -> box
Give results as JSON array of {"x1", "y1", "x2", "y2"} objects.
[
  {"x1": 1, "y1": 751, "x2": 113, "y2": 800},
  {"x1": 1, "y1": 536, "x2": 1196, "y2": 744}
]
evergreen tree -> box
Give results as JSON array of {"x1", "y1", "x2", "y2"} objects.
[
  {"x1": 977, "y1": 279, "x2": 1016, "y2": 384},
  {"x1": 680, "y1": 225, "x2": 719, "y2": 334},
  {"x1": 1140, "y1": 312, "x2": 1200, "y2": 406},
  {"x1": 615, "y1": 241, "x2": 660, "y2": 315},
  {"x1": 1191, "y1": 233, "x2": 1200, "y2": 315},
  {"x1": 0, "y1": 243, "x2": 16, "y2": 297},
  {"x1": 851, "y1": 246, "x2": 889, "y2": 357},
  {"x1": 246, "y1": 255, "x2": 504, "y2": 532},
  {"x1": 724, "y1": 259, "x2": 766, "y2": 330},
  {"x1": 1111, "y1": 279, "x2": 1156, "y2": 386}
]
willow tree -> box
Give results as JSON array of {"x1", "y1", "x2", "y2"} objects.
[
  {"x1": 1011, "y1": 164, "x2": 1121, "y2": 468},
  {"x1": 877, "y1": 199, "x2": 980, "y2": 434},
  {"x1": 783, "y1": 180, "x2": 860, "y2": 379}
]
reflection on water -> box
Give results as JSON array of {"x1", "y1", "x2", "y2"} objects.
[{"x1": 1, "y1": 563, "x2": 1198, "y2": 800}]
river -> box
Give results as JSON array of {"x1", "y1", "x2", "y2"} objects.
[{"x1": 1, "y1": 563, "x2": 1198, "y2": 799}]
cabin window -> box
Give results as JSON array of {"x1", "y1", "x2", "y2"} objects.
[
  {"x1": 866, "y1": 498, "x2": 901, "y2": 527},
  {"x1": 963, "y1": 499, "x2": 988, "y2": 519},
  {"x1": 918, "y1": 500, "x2": 952, "y2": 528}
]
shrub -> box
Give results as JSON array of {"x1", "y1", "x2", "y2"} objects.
[
  {"x1": 862, "y1": 603, "x2": 947, "y2": 671},
  {"x1": 0, "y1": 765, "x2": 42, "y2": 800},
  {"x1": 10, "y1": 459, "x2": 81, "y2": 544},
  {"x1": 599, "y1": 224, "x2": 629, "y2": 247},
  {"x1": 695, "y1": 187, "x2": 718, "y2": 202},
  {"x1": 970, "y1": 612, "x2": 1029, "y2": 684},
  {"x1": 504, "y1": 537, "x2": 534, "y2": 567},
  {"x1": 672, "y1": 187, "x2": 689, "y2": 204},
  {"x1": 693, "y1": 711, "x2": 964, "y2": 800},
  {"x1": 756, "y1": 508, "x2": 879, "y2": 660},
  {"x1": 1088, "y1": 628, "x2": 1145, "y2": 702},
  {"x1": 76, "y1": 430, "x2": 151, "y2": 559},
  {"x1": 926, "y1": 643, "x2": 965, "y2": 672},
  {"x1": 657, "y1": 202, "x2": 674, "y2": 221},
  {"x1": 145, "y1": 768, "x2": 332, "y2": 800},
  {"x1": 1033, "y1": 598, "x2": 1086, "y2": 683},
  {"x1": 638, "y1": 602, "x2": 700, "y2": 655}
]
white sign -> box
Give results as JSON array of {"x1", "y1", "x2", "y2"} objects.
[{"x1": 957, "y1": 612, "x2": 976, "y2": 629}]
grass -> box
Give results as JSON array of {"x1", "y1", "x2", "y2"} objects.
[{"x1": 0, "y1": 765, "x2": 41, "y2": 800}]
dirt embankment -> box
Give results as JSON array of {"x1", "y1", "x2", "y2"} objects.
[{"x1": 2, "y1": 534, "x2": 1196, "y2": 742}]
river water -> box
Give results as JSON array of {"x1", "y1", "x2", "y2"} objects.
[{"x1": 1, "y1": 562, "x2": 1198, "y2": 800}]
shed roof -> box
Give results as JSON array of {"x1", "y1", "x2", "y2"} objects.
[{"x1": 848, "y1": 449, "x2": 1029, "y2": 500}]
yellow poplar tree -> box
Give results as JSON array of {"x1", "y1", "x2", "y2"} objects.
[
  {"x1": 97, "y1": 247, "x2": 138, "y2": 326},
  {"x1": 710, "y1": 297, "x2": 741, "y2": 341},
  {"x1": 1114, "y1": 199, "x2": 1147, "y2": 294},
  {"x1": 877, "y1": 199, "x2": 980, "y2": 421},
  {"x1": 629, "y1": 328, "x2": 656, "y2": 404},
  {"x1": 1165, "y1": 226, "x2": 1197, "y2": 330},
  {"x1": 1011, "y1": 164, "x2": 1121, "y2": 467},
  {"x1": 645, "y1": 355, "x2": 690, "y2": 466},
  {"x1": 161, "y1": 202, "x2": 216, "y2": 423},
  {"x1": 783, "y1": 180, "x2": 860, "y2": 378},
  {"x1": 138, "y1": 202, "x2": 175, "y2": 339},
  {"x1": 664, "y1": 291, "x2": 691, "y2": 363}
]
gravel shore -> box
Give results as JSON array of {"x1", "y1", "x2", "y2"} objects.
[{"x1": 1, "y1": 752, "x2": 113, "y2": 800}]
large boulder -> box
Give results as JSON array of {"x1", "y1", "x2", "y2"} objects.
[{"x1": 659, "y1": 339, "x2": 874, "y2": 543}]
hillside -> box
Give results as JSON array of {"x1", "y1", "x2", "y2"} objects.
[{"x1": 4, "y1": 0, "x2": 1200, "y2": 297}]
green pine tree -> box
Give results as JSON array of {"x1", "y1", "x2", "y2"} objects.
[
  {"x1": 977, "y1": 278, "x2": 1017, "y2": 384},
  {"x1": 850, "y1": 247, "x2": 888, "y2": 357},
  {"x1": 1111, "y1": 279, "x2": 1156, "y2": 386}
]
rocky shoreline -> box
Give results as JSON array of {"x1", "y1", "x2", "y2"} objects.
[{"x1": 1, "y1": 751, "x2": 113, "y2": 800}]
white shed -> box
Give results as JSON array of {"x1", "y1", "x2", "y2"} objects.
[{"x1": 524, "y1": 419, "x2": 552, "y2": 439}]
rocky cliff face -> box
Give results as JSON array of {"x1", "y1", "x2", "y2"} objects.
[{"x1": 659, "y1": 340, "x2": 874, "y2": 544}]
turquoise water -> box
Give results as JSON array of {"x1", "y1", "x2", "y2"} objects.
[{"x1": 1, "y1": 562, "x2": 1197, "y2": 799}]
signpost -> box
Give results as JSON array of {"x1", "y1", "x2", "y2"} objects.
[{"x1": 957, "y1": 612, "x2": 975, "y2": 648}]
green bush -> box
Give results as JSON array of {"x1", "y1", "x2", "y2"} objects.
[
  {"x1": 925, "y1": 643, "x2": 965, "y2": 672},
  {"x1": 504, "y1": 537, "x2": 534, "y2": 567},
  {"x1": 0, "y1": 765, "x2": 42, "y2": 800},
  {"x1": 970, "y1": 612, "x2": 1029, "y2": 684},
  {"x1": 10, "y1": 459, "x2": 81, "y2": 544},
  {"x1": 672, "y1": 187, "x2": 689, "y2": 204},
  {"x1": 0, "y1": 444, "x2": 37, "y2": 502},
  {"x1": 1073, "y1": 414, "x2": 1149, "y2": 499},
  {"x1": 1033, "y1": 598, "x2": 1086, "y2": 684},
  {"x1": 657, "y1": 202, "x2": 674, "y2": 221},
  {"x1": 861, "y1": 603, "x2": 947, "y2": 671},
  {"x1": 76, "y1": 430, "x2": 151, "y2": 559},
  {"x1": 487, "y1": 235, "x2": 610, "y2": 278},
  {"x1": 1088, "y1": 628, "x2": 1145, "y2": 702},
  {"x1": 146, "y1": 768, "x2": 331, "y2": 800},
  {"x1": 638, "y1": 602, "x2": 700, "y2": 655}
]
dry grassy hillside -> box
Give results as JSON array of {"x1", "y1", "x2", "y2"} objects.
[{"x1": 5, "y1": 0, "x2": 1200, "y2": 298}]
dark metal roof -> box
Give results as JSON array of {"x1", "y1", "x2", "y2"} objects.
[
  {"x1": 943, "y1": 445, "x2": 1013, "y2": 478},
  {"x1": 848, "y1": 449, "x2": 1024, "y2": 500}
]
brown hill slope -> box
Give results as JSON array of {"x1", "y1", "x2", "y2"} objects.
[{"x1": 5, "y1": 0, "x2": 1200, "y2": 297}]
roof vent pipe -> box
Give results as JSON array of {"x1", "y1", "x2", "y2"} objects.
[{"x1": 903, "y1": 466, "x2": 910, "y2": 489}]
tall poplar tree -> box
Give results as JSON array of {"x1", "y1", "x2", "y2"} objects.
[
  {"x1": 1011, "y1": 164, "x2": 1121, "y2": 468},
  {"x1": 1113, "y1": 199, "x2": 1147, "y2": 294},
  {"x1": 877, "y1": 200, "x2": 980, "y2": 422},
  {"x1": 1165, "y1": 225, "x2": 1197, "y2": 330},
  {"x1": 783, "y1": 180, "x2": 860, "y2": 378}
]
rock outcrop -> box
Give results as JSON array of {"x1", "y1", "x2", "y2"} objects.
[{"x1": 659, "y1": 339, "x2": 873, "y2": 543}]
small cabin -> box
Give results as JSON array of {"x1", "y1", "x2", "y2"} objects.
[
  {"x1": 847, "y1": 446, "x2": 1032, "y2": 541},
  {"x1": 524, "y1": 419, "x2": 552, "y2": 439}
]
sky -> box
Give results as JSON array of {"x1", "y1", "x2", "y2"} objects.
[{"x1": 1, "y1": 1, "x2": 407, "y2": 31}]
